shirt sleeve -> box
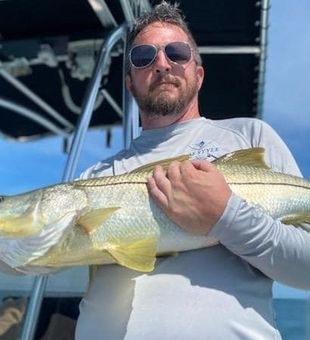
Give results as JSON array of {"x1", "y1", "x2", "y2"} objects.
[
  {"x1": 209, "y1": 193, "x2": 310, "y2": 289},
  {"x1": 0, "y1": 260, "x2": 23, "y2": 275},
  {"x1": 209, "y1": 120, "x2": 310, "y2": 289}
]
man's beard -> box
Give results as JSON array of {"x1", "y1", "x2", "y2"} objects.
[{"x1": 131, "y1": 74, "x2": 199, "y2": 118}]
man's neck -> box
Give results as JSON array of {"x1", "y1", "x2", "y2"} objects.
[{"x1": 141, "y1": 102, "x2": 201, "y2": 130}]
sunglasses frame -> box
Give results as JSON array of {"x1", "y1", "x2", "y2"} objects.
[{"x1": 128, "y1": 41, "x2": 193, "y2": 69}]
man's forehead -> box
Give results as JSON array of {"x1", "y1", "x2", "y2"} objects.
[{"x1": 133, "y1": 22, "x2": 188, "y2": 44}]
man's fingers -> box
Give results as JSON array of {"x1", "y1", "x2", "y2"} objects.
[
  {"x1": 166, "y1": 161, "x2": 181, "y2": 181},
  {"x1": 153, "y1": 165, "x2": 171, "y2": 193},
  {"x1": 179, "y1": 160, "x2": 195, "y2": 176},
  {"x1": 147, "y1": 175, "x2": 169, "y2": 209},
  {"x1": 191, "y1": 159, "x2": 214, "y2": 172},
  {"x1": 147, "y1": 165, "x2": 171, "y2": 209}
]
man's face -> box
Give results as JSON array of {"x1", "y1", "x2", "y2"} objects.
[{"x1": 126, "y1": 22, "x2": 204, "y2": 119}]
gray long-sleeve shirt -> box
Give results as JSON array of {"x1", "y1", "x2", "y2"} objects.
[{"x1": 75, "y1": 117, "x2": 310, "y2": 339}]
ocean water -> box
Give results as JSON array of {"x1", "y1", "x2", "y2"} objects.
[{"x1": 273, "y1": 299, "x2": 310, "y2": 340}]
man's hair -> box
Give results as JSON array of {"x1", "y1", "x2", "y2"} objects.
[{"x1": 127, "y1": 1, "x2": 202, "y2": 67}]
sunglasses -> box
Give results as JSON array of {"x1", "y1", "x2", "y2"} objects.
[{"x1": 129, "y1": 41, "x2": 193, "y2": 69}]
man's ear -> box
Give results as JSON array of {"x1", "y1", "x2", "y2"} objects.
[
  {"x1": 196, "y1": 66, "x2": 204, "y2": 91},
  {"x1": 125, "y1": 74, "x2": 133, "y2": 93}
]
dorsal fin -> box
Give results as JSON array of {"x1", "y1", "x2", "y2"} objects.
[
  {"x1": 131, "y1": 155, "x2": 190, "y2": 174},
  {"x1": 212, "y1": 148, "x2": 270, "y2": 169}
]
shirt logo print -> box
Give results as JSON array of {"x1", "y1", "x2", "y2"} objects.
[{"x1": 188, "y1": 140, "x2": 220, "y2": 160}]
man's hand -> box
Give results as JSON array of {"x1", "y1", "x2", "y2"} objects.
[{"x1": 147, "y1": 159, "x2": 232, "y2": 234}]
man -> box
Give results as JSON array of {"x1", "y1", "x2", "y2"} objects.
[{"x1": 75, "y1": 2, "x2": 310, "y2": 339}]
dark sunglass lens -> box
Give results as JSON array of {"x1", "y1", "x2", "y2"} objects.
[
  {"x1": 130, "y1": 45, "x2": 156, "y2": 68},
  {"x1": 165, "y1": 42, "x2": 191, "y2": 64}
]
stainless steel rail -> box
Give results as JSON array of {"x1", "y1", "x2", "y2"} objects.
[
  {"x1": 63, "y1": 24, "x2": 127, "y2": 181},
  {"x1": 123, "y1": 85, "x2": 140, "y2": 149},
  {"x1": 256, "y1": 0, "x2": 270, "y2": 118},
  {"x1": 20, "y1": 23, "x2": 127, "y2": 340},
  {"x1": 0, "y1": 67, "x2": 74, "y2": 130},
  {"x1": 0, "y1": 97, "x2": 70, "y2": 138}
]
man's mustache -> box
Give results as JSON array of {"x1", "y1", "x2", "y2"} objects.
[{"x1": 149, "y1": 75, "x2": 180, "y2": 91}]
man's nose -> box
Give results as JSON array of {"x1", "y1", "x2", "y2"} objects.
[{"x1": 153, "y1": 50, "x2": 171, "y2": 74}]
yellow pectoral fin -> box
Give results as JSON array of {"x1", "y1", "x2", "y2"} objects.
[
  {"x1": 77, "y1": 207, "x2": 120, "y2": 234},
  {"x1": 106, "y1": 237, "x2": 158, "y2": 272}
]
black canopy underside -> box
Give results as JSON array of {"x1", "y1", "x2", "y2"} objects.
[{"x1": 0, "y1": 0, "x2": 268, "y2": 140}]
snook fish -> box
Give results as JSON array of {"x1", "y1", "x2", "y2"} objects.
[{"x1": 0, "y1": 148, "x2": 309, "y2": 272}]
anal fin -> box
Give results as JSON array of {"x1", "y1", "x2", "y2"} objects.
[{"x1": 106, "y1": 237, "x2": 157, "y2": 272}]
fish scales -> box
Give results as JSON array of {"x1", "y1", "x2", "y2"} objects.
[
  {"x1": 218, "y1": 164, "x2": 310, "y2": 220},
  {"x1": 0, "y1": 148, "x2": 309, "y2": 272}
]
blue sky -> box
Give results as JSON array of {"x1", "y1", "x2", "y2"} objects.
[
  {"x1": 263, "y1": 0, "x2": 310, "y2": 298},
  {"x1": 264, "y1": 0, "x2": 310, "y2": 182},
  {"x1": 0, "y1": 1, "x2": 309, "y2": 298}
]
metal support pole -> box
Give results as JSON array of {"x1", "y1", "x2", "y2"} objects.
[
  {"x1": 88, "y1": 0, "x2": 118, "y2": 28},
  {"x1": 119, "y1": 0, "x2": 135, "y2": 23},
  {"x1": 256, "y1": 0, "x2": 270, "y2": 118},
  {"x1": 198, "y1": 46, "x2": 261, "y2": 54},
  {"x1": 0, "y1": 67, "x2": 73, "y2": 130},
  {"x1": 20, "y1": 23, "x2": 127, "y2": 340},
  {"x1": 123, "y1": 89, "x2": 140, "y2": 148},
  {"x1": 121, "y1": 0, "x2": 153, "y2": 147},
  {"x1": 0, "y1": 97, "x2": 70, "y2": 138},
  {"x1": 121, "y1": 21, "x2": 140, "y2": 149},
  {"x1": 63, "y1": 24, "x2": 127, "y2": 180}
]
